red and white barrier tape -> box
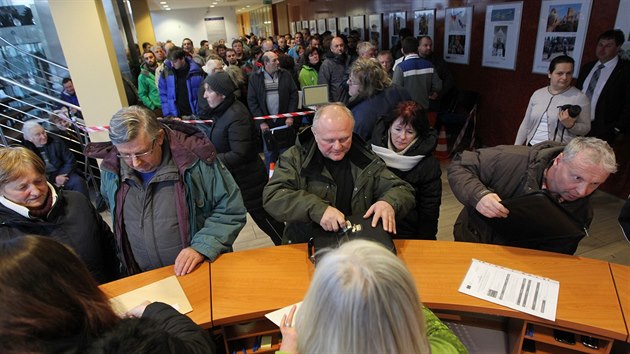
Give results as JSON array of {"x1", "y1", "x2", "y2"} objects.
[{"x1": 253, "y1": 111, "x2": 315, "y2": 120}]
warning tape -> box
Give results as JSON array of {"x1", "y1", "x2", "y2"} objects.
[{"x1": 253, "y1": 111, "x2": 315, "y2": 120}]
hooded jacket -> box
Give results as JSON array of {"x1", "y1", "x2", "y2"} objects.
[
  {"x1": 138, "y1": 62, "x2": 162, "y2": 110},
  {"x1": 263, "y1": 127, "x2": 415, "y2": 244},
  {"x1": 158, "y1": 58, "x2": 204, "y2": 117},
  {"x1": 317, "y1": 51, "x2": 351, "y2": 104},
  {"x1": 85, "y1": 121, "x2": 246, "y2": 275}
]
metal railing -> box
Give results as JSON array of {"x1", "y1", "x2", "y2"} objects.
[{"x1": 0, "y1": 36, "x2": 100, "y2": 194}]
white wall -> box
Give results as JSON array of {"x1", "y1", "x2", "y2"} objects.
[{"x1": 150, "y1": 7, "x2": 239, "y2": 46}]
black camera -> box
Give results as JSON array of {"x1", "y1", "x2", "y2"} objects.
[{"x1": 557, "y1": 104, "x2": 581, "y2": 118}]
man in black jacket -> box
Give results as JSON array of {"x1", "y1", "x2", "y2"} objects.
[{"x1": 21, "y1": 120, "x2": 89, "y2": 200}]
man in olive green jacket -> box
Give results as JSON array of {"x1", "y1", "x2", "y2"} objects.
[{"x1": 263, "y1": 103, "x2": 415, "y2": 244}]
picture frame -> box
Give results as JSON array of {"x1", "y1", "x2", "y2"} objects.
[
  {"x1": 532, "y1": 0, "x2": 592, "y2": 75},
  {"x1": 338, "y1": 16, "x2": 350, "y2": 37},
  {"x1": 482, "y1": 2, "x2": 524, "y2": 70},
  {"x1": 301, "y1": 20, "x2": 308, "y2": 31},
  {"x1": 317, "y1": 18, "x2": 326, "y2": 35},
  {"x1": 368, "y1": 14, "x2": 383, "y2": 50},
  {"x1": 443, "y1": 6, "x2": 473, "y2": 65},
  {"x1": 290, "y1": 22, "x2": 297, "y2": 36},
  {"x1": 413, "y1": 9, "x2": 435, "y2": 39},
  {"x1": 389, "y1": 11, "x2": 406, "y2": 49},
  {"x1": 309, "y1": 20, "x2": 317, "y2": 35},
  {"x1": 351, "y1": 15, "x2": 365, "y2": 41},
  {"x1": 296, "y1": 21, "x2": 302, "y2": 32},
  {"x1": 616, "y1": 0, "x2": 630, "y2": 60},
  {"x1": 327, "y1": 17, "x2": 337, "y2": 36}
]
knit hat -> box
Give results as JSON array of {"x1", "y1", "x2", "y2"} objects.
[{"x1": 203, "y1": 71, "x2": 236, "y2": 97}]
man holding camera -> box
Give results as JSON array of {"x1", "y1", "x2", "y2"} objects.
[
  {"x1": 515, "y1": 55, "x2": 590, "y2": 145},
  {"x1": 448, "y1": 137, "x2": 616, "y2": 254}
]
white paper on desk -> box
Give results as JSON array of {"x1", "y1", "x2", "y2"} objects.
[
  {"x1": 265, "y1": 302, "x2": 303, "y2": 327},
  {"x1": 109, "y1": 276, "x2": 193, "y2": 317},
  {"x1": 458, "y1": 259, "x2": 559, "y2": 321}
]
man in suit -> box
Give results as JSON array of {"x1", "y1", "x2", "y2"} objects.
[{"x1": 576, "y1": 29, "x2": 630, "y2": 144}]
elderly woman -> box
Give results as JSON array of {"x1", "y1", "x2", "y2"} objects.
[
  {"x1": 371, "y1": 101, "x2": 442, "y2": 239},
  {"x1": 202, "y1": 72, "x2": 285, "y2": 245},
  {"x1": 0, "y1": 236, "x2": 214, "y2": 353},
  {"x1": 0, "y1": 147, "x2": 117, "y2": 282},
  {"x1": 278, "y1": 239, "x2": 467, "y2": 354},
  {"x1": 515, "y1": 55, "x2": 590, "y2": 145},
  {"x1": 347, "y1": 58, "x2": 411, "y2": 140}
]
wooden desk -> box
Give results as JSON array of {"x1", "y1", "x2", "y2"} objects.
[
  {"x1": 396, "y1": 240, "x2": 628, "y2": 342},
  {"x1": 99, "y1": 262, "x2": 212, "y2": 328},
  {"x1": 610, "y1": 263, "x2": 630, "y2": 342},
  {"x1": 210, "y1": 244, "x2": 313, "y2": 326}
]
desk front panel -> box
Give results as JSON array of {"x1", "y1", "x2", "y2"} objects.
[
  {"x1": 100, "y1": 262, "x2": 212, "y2": 328},
  {"x1": 395, "y1": 240, "x2": 627, "y2": 341},
  {"x1": 211, "y1": 244, "x2": 313, "y2": 325},
  {"x1": 610, "y1": 263, "x2": 630, "y2": 342}
]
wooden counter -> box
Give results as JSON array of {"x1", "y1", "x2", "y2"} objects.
[{"x1": 610, "y1": 263, "x2": 630, "y2": 342}]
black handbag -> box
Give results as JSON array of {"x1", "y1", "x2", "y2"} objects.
[{"x1": 307, "y1": 214, "x2": 396, "y2": 264}]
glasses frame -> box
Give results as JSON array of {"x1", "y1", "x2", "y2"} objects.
[{"x1": 117, "y1": 139, "x2": 157, "y2": 161}]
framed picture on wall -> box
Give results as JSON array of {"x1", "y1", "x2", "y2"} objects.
[
  {"x1": 482, "y1": 2, "x2": 524, "y2": 70},
  {"x1": 616, "y1": 0, "x2": 630, "y2": 60},
  {"x1": 327, "y1": 17, "x2": 337, "y2": 36},
  {"x1": 532, "y1": 0, "x2": 592, "y2": 75},
  {"x1": 317, "y1": 18, "x2": 326, "y2": 35},
  {"x1": 368, "y1": 14, "x2": 383, "y2": 50},
  {"x1": 413, "y1": 9, "x2": 435, "y2": 39},
  {"x1": 296, "y1": 21, "x2": 302, "y2": 32},
  {"x1": 443, "y1": 6, "x2": 473, "y2": 65},
  {"x1": 309, "y1": 20, "x2": 317, "y2": 34},
  {"x1": 351, "y1": 15, "x2": 365, "y2": 40},
  {"x1": 302, "y1": 20, "x2": 308, "y2": 31},
  {"x1": 290, "y1": 22, "x2": 297, "y2": 36},
  {"x1": 338, "y1": 16, "x2": 350, "y2": 37},
  {"x1": 389, "y1": 11, "x2": 406, "y2": 49}
]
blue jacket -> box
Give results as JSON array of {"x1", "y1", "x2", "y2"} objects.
[
  {"x1": 158, "y1": 58, "x2": 204, "y2": 117},
  {"x1": 85, "y1": 121, "x2": 246, "y2": 275},
  {"x1": 348, "y1": 84, "x2": 412, "y2": 141}
]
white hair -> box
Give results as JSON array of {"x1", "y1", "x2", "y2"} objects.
[{"x1": 295, "y1": 239, "x2": 430, "y2": 353}]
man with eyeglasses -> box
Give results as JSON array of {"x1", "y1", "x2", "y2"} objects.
[{"x1": 86, "y1": 106, "x2": 246, "y2": 276}]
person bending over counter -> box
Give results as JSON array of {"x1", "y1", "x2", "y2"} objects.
[
  {"x1": 448, "y1": 137, "x2": 616, "y2": 254},
  {"x1": 0, "y1": 236, "x2": 215, "y2": 354},
  {"x1": 277, "y1": 239, "x2": 468, "y2": 354}
]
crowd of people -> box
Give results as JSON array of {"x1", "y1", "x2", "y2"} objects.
[{"x1": 1, "y1": 25, "x2": 627, "y2": 354}]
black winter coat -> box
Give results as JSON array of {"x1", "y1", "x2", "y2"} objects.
[
  {"x1": 206, "y1": 95, "x2": 268, "y2": 210},
  {"x1": 0, "y1": 189, "x2": 118, "y2": 282},
  {"x1": 371, "y1": 117, "x2": 442, "y2": 239}
]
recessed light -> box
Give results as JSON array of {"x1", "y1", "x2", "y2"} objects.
[
  {"x1": 246, "y1": 5, "x2": 250, "y2": 7},
  {"x1": 160, "y1": 1, "x2": 166, "y2": 4},
  {"x1": 165, "y1": 8, "x2": 171, "y2": 11},
  {"x1": 163, "y1": 4, "x2": 169, "y2": 7},
  {"x1": 210, "y1": 5, "x2": 215, "y2": 7}
]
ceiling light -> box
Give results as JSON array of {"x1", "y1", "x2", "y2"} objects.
[
  {"x1": 165, "y1": 8, "x2": 171, "y2": 11},
  {"x1": 246, "y1": 5, "x2": 250, "y2": 7},
  {"x1": 160, "y1": 1, "x2": 166, "y2": 4},
  {"x1": 210, "y1": 5, "x2": 215, "y2": 7},
  {"x1": 163, "y1": 4, "x2": 169, "y2": 7}
]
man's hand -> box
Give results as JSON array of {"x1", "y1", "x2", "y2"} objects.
[
  {"x1": 55, "y1": 174, "x2": 69, "y2": 187},
  {"x1": 285, "y1": 117, "x2": 294, "y2": 126},
  {"x1": 475, "y1": 193, "x2": 509, "y2": 218},
  {"x1": 260, "y1": 122, "x2": 270, "y2": 131},
  {"x1": 363, "y1": 201, "x2": 396, "y2": 234},
  {"x1": 174, "y1": 247, "x2": 204, "y2": 276},
  {"x1": 558, "y1": 109, "x2": 576, "y2": 129},
  {"x1": 320, "y1": 206, "x2": 346, "y2": 232}
]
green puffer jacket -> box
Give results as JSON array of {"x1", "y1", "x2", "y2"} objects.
[
  {"x1": 138, "y1": 64, "x2": 161, "y2": 110},
  {"x1": 263, "y1": 127, "x2": 415, "y2": 244},
  {"x1": 298, "y1": 65, "x2": 318, "y2": 89}
]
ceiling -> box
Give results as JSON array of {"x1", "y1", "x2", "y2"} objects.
[{"x1": 147, "y1": 0, "x2": 268, "y2": 14}]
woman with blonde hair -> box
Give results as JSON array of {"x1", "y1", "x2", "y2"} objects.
[
  {"x1": 278, "y1": 239, "x2": 468, "y2": 354},
  {"x1": 347, "y1": 58, "x2": 411, "y2": 140}
]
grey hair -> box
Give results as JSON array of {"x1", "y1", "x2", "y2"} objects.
[
  {"x1": 21, "y1": 120, "x2": 44, "y2": 138},
  {"x1": 356, "y1": 41, "x2": 375, "y2": 56},
  {"x1": 312, "y1": 103, "x2": 355, "y2": 133},
  {"x1": 295, "y1": 239, "x2": 430, "y2": 354},
  {"x1": 108, "y1": 106, "x2": 161, "y2": 145},
  {"x1": 562, "y1": 137, "x2": 617, "y2": 174}
]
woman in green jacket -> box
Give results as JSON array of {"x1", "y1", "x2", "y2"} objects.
[{"x1": 298, "y1": 47, "x2": 321, "y2": 89}]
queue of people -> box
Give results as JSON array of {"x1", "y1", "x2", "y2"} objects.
[{"x1": 1, "y1": 26, "x2": 627, "y2": 354}]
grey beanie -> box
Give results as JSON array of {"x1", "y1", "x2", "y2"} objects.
[{"x1": 204, "y1": 71, "x2": 236, "y2": 97}]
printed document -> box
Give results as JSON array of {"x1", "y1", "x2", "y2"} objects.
[{"x1": 459, "y1": 259, "x2": 559, "y2": 321}]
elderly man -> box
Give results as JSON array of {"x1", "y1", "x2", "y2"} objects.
[
  {"x1": 248, "y1": 51, "x2": 298, "y2": 169},
  {"x1": 263, "y1": 103, "x2": 415, "y2": 244},
  {"x1": 86, "y1": 106, "x2": 246, "y2": 276},
  {"x1": 21, "y1": 120, "x2": 89, "y2": 200},
  {"x1": 318, "y1": 36, "x2": 352, "y2": 104},
  {"x1": 448, "y1": 137, "x2": 617, "y2": 254}
]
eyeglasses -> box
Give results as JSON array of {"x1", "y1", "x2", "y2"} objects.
[{"x1": 117, "y1": 139, "x2": 157, "y2": 161}]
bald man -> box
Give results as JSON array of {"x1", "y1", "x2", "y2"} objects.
[
  {"x1": 263, "y1": 103, "x2": 415, "y2": 244},
  {"x1": 318, "y1": 36, "x2": 352, "y2": 104}
]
